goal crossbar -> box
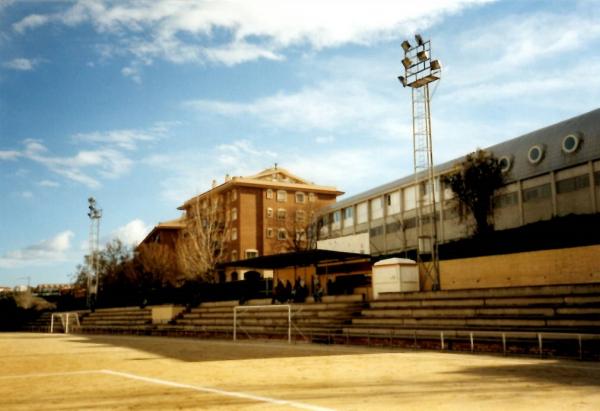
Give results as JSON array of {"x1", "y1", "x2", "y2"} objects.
[
  {"x1": 233, "y1": 305, "x2": 292, "y2": 343},
  {"x1": 50, "y1": 312, "x2": 81, "y2": 334}
]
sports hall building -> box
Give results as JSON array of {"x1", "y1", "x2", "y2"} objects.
[{"x1": 316, "y1": 109, "x2": 600, "y2": 290}]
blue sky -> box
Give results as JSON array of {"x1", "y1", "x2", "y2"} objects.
[{"x1": 1, "y1": 0, "x2": 599, "y2": 287}]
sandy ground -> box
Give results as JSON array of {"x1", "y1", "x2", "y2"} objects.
[{"x1": 0, "y1": 332, "x2": 599, "y2": 410}]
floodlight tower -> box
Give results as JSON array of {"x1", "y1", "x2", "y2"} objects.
[
  {"x1": 398, "y1": 34, "x2": 442, "y2": 290},
  {"x1": 87, "y1": 197, "x2": 102, "y2": 306}
]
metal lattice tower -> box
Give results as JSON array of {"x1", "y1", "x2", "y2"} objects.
[
  {"x1": 87, "y1": 197, "x2": 102, "y2": 305},
  {"x1": 399, "y1": 35, "x2": 442, "y2": 290}
]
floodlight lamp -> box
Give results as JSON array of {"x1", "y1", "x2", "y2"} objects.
[
  {"x1": 431, "y1": 59, "x2": 442, "y2": 70},
  {"x1": 402, "y1": 57, "x2": 412, "y2": 70},
  {"x1": 398, "y1": 76, "x2": 407, "y2": 87},
  {"x1": 415, "y1": 34, "x2": 424, "y2": 46},
  {"x1": 401, "y1": 40, "x2": 411, "y2": 52},
  {"x1": 417, "y1": 50, "x2": 428, "y2": 61}
]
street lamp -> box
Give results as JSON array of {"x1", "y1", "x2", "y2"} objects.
[{"x1": 398, "y1": 34, "x2": 442, "y2": 291}]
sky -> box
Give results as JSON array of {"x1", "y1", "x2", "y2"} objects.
[{"x1": 1, "y1": 0, "x2": 599, "y2": 287}]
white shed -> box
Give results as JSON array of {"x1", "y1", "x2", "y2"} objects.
[{"x1": 372, "y1": 258, "x2": 419, "y2": 299}]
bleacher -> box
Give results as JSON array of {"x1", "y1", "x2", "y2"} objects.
[
  {"x1": 78, "y1": 306, "x2": 152, "y2": 334},
  {"x1": 342, "y1": 283, "x2": 600, "y2": 358},
  {"x1": 22, "y1": 282, "x2": 600, "y2": 358},
  {"x1": 22, "y1": 311, "x2": 53, "y2": 332},
  {"x1": 164, "y1": 295, "x2": 365, "y2": 342}
]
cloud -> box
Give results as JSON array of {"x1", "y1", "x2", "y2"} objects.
[
  {"x1": 2, "y1": 57, "x2": 43, "y2": 71},
  {"x1": 0, "y1": 150, "x2": 20, "y2": 160},
  {"x1": 20, "y1": 191, "x2": 33, "y2": 199},
  {"x1": 3, "y1": 122, "x2": 176, "y2": 188},
  {"x1": 11, "y1": 0, "x2": 492, "y2": 71},
  {"x1": 142, "y1": 139, "x2": 281, "y2": 203},
  {"x1": 21, "y1": 139, "x2": 132, "y2": 188},
  {"x1": 185, "y1": 80, "x2": 409, "y2": 140},
  {"x1": 121, "y1": 65, "x2": 142, "y2": 83},
  {"x1": 73, "y1": 127, "x2": 161, "y2": 150},
  {"x1": 107, "y1": 219, "x2": 151, "y2": 246},
  {"x1": 38, "y1": 179, "x2": 60, "y2": 188},
  {"x1": 12, "y1": 14, "x2": 49, "y2": 33},
  {"x1": 0, "y1": 230, "x2": 74, "y2": 268}
]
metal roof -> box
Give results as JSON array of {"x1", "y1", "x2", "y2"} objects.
[
  {"x1": 326, "y1": 108, "x2": 600, "y2": 211},
  {"x1": 218, "y1": 249, "x2": 370, "y2": 269}
]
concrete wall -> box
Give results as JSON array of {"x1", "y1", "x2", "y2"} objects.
[{"x1": 440, "y1": 245, "x2": 600, "y2": 290}]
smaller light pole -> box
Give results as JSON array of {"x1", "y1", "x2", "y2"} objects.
[{"x1": 87, "y1": 197, "x2": 102, "y2": 308}]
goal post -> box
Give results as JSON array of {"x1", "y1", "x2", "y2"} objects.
[
  {"x1": 233, "y1": 305, "x2": 292, "y2": 343},
  {"x1": 50, "y1": 312, "x2": 81, "y2": 334}
]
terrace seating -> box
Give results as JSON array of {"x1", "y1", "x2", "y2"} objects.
[
  {"x1": 22, "y1": 311, "x2": 53, "y2": 332},
  {"x1": 163, "y1": 295, "x2": 366, "y2": 342},
  {"x1": 79, "y1": 306, "x2": 152, "y2": 334},
  {"x1": 342, "y1": 283, "x2": 600, "y2": 357}
]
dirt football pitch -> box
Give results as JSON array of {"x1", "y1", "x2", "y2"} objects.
[{"x1": 1, "y1": 332, "x2": 599, "y2": 410}]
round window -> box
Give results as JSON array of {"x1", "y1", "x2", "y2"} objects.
[
  {"x1": 498, "y1": 156, "x2": 512, "y2": 173},
  {"x1": 562, "y1": 134, "x2": 580, "y2": 154},
  {"x1": 527, "y1": 145, "x2": 544, "y2": 164}
]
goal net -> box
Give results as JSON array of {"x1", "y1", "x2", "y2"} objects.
[
  {"x1": 233, "y1": 304, "x2": 299, "y2": 344},
  {"x1": 50, "y1": 312, "x2": 81, "y2": 334}
]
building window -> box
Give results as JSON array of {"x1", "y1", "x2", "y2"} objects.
[
  {"x1": 267, "y1": 207, "x2": 273, "y2": 218},
  {"x1": 266, "y1": 227, "x2": 273, "y2": 238},
  {"x1": 277, "y1": 228, "x2": 287, "y2": 240},
  {"x1": 357, "y1": 202, "x2": 368, "y2": 224},
  {"x1": 231, "y1": 228, "x2": 238, "y2": 240},
  {"x1": 494, "y1": 192, "x2": 518, "y2": 208},
  {"x1": 371, "y1": 197, "x2": 383, "y2": 220},
  {"x1": 556, "y1": 174, "x2": 590, "y2": 194},
  {"x1": 231, "y1": 250, "x2": 238, "y2": 261},
  {"x1": 562, "y1": 134, "x2": 581, "y2": 154},
  {"x1": 245, "y1": 249, "x2": 259, "y2": 259},
  {"x1": 296, "y1": 210, "x2": 306, "y2": 223},
  {"x1": 295, "y1": 229, "x2": 305, "y2": 242},
  {"x1": 527, "y1": 145, "x2": 544, "y2": 164},
  {"x1": 369, "y1": 225, "x2": 384, "y2": 237},
  {"x1": 523, "y1": 183, "x2": 551, "y2": 202},
  {"x1": 277, "y1": 208, "x2": 287, "y2": 221},
  {"x1": 403, "y1": 217, "x2": 417, "y2": 229},
  {"x1": 277, "y1": 190, "x2": 287, "y2": 202},
  {"x1": 266, "y1": 189, "x2": 273, "y2": 199},
  {"x1": 343, "y1": 207, "x2": 353, "y2": 220},
  {"x1": 386, "y1": 221, "x2": 402, "y2": 233},
  {"x1": 499, "y1": 156, "x2": 513, "y2": 173},
  {"x1": 295, "y1": 192, "x2": 305, "y2": 203},
  {"x1": 231, "y1": 207, "x2": 238, "y2": 221},
  {"x1": 595, "y1": 171, "x2": 600, "y2": 186},
  {"x1": 231, "y1": 189, "x2": 238, "y2": 201},
  {"x1": 308, "y1": 193, "x2": 316, "y2": 202}
]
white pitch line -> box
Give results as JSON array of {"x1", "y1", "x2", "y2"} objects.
[{"x1": 101, "y1": 369, "x2": 335, "y2": 411}]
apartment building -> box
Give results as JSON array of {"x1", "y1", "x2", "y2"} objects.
[
  {"x1": 317, "y1": 108, "x2": 600, "y2": 256},
  {"x1": 142, "y1": 166, "x2": 343, "y2": 282}
]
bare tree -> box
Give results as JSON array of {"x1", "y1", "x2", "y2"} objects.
[
  {"x1": 135, "y1": 242, "x2": 182, "y2": 287},
  {"x1": 279, "y1": 201, "x2": 321, "y2": 252},
  {"x1": 176, "y1": 193, "x2": 231, "y2": 282}
]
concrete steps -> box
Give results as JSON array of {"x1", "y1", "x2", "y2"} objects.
[
  {"x1": 168, "y1": 298, "x2": 365, "y2": 342},
  {"x1": 79, "y1": 307, "x2": 152, "y2": 332},
  {"x1": 344, "y1": 284, "x2": 600, "y2": 343}
]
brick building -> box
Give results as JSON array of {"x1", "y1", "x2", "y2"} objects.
[{"x1": 142, "y1": 166, "x2": 343, "y2": 282}]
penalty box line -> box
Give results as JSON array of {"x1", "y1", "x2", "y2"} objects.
[{"x1": 100, "y1": 369, "x2": 335, "y2": 411}]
